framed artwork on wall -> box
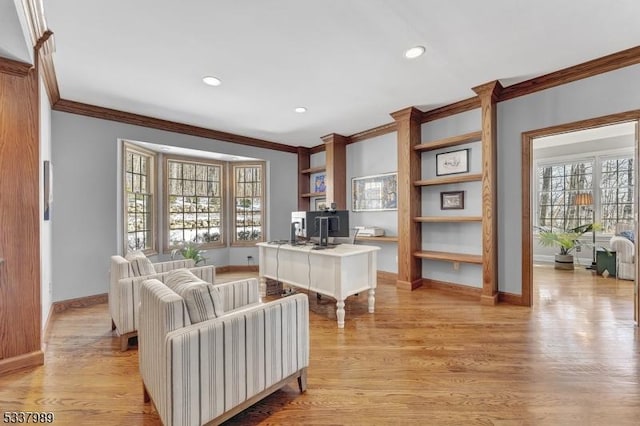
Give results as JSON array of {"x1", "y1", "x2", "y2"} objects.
[
  {"x1": 44, "y1": 160, "x2": 52, "y2": 220},
  {"x1": 314, "y1": 198, "x2": 327, "y2": 211},
  {"x1": 440, "y1": 191, "x2": 464, "y2": 210},
  {"x1": 436, "y1": 148, "x2": 469, "y2": 176},
  {"x1": 314, "y1": 174, "x2": 326, "y2": 192},
  {"x1": 352, "y1": 172, "x2": 397, "y2": 212}
]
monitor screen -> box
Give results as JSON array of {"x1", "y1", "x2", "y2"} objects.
[{"x1": 306, "y1": 210, "x2": 350, "y2": 240}]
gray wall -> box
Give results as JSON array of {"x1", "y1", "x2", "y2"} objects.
[
  {"x1": 51, "y1": 111, "x2": 297, "y2": 301},
  {"x1": 347, "y1": 132, "x2": 398, "y2": 273},
  {"x1": 498, "y1": 63, "x2": 640, "y2": 294}
]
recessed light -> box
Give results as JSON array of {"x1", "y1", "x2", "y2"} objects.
[
  {"x1": 295, "y1": 107, "x2": 307, "y2": 113},
  {"x1": 202, "y1": 76, "x2": 222, "y2": 86},
  {"x1": 404, "y1": 45, "x2": 425, "y2": 59}
]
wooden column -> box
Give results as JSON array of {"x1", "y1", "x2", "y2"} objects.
[
  {"x1": 391, "y1": 107, "x2": 423, "y2": 290},
  {"x1": 472, "y1": 81, "x2": 502, "y2": 305},
  {"x1": 321, "y1": 134, "x2": 347, "y2": 210},
  {"x1": 0, "y1": 55, "x2": 43, "y2": 375},
  {"x1": 297, "y1": 146, "x2": 311, "y2": 211}
]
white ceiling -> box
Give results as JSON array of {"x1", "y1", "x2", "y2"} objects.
[{"x1": 38, "y1": 1, "x2": 640, "y2": 148}]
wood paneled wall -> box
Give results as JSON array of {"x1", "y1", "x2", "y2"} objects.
[{"x1": 0, "y1": 56, "x2": 43, "y2": 375}]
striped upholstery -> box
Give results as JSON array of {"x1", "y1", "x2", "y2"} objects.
[
  {"x1": 138, "y1": 278, "x2": 309, "y2": 426},
  {"x1": 125, "y1": 251, "x2": 157, "y2": 276},
  {"x1": 165, "y1": 270, "x2": 224, "y2": 323},
  {"x1": 109, "y1": 255, "x2": 215, "y2": 347}
]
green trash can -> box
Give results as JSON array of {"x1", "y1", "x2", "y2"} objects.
[{"x1": 596, "y1": 248, "x2": 616, "y2": 277}]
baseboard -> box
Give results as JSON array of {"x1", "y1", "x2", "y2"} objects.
[
  {"x1": 0, "y1": 350, "x2": 44, "y2": 376},
  {"x1": 377, "y1": 270, "x2": 398, "y2": 283},
  {"x1": 498, "y1": 291, "x2": 527, "y2": 306},
  {"x1": 42, "y1": 307, "x2": 56, "y2": 350},
  {"x1": 422, "y1": 278, "x2": 482, "y2": 298},
  {"x1": 396, "y1": 278, "x2": 423, "y2": 290},
  {"x1": 52, "y1": 293, "x2": 108, "y2": 314},
  {"x1": 226, "y1": 265, "x2": 259, "y2": 273}
]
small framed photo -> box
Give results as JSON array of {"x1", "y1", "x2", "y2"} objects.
[
  {"x1": 314, "y1": 198, "x2": 327, "y2": 211},
  {"x1": 436, "y1": 148, "x2": 469, "y2": 176},
  {"x1": 314, "y1": 174, "x2": 326, "y2": 193},
  {"x1": 440, "y1": 191, "x2": 464, "y2": 210}
]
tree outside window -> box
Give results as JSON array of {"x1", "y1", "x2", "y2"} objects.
[
  {"x1": 124, "y1": 144, "x2": 155, "y2": 253},
  {"x1": 232, "y1": 163, "x2": 265, "y2": 245}
]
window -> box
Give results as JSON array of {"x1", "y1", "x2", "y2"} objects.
[
  {"x1": 166, "y1": 158, "x2": 224, "y2": 248},
  {"x1": 232, "y1": 162, "x2": 265, "y2": 245},
  {"x1": 600, "y1": 156, "x2": 634, "y2": 233},
  {"x1": 536, "y1": 154, "x2": 634, "y2": 234},
  {"x1": 124, "y1": 144, "x2": 155, "y2": 253},
  {"x1": 537, "y1": 160, "x2": 593, "y2": 231}
]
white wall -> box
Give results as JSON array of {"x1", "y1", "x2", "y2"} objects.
[
  {"x1": 40, "y1": 77, "x2": 52, "y2": 328},
  {"x1": 498, "y1": 63, "x2": 640, "y2": 294},
  {"x1": 347, "y1": 132, "x2": 398, "y2": 273},
  {"x1": 51, "y1": 112, "x2": 297, "y2": 301}
]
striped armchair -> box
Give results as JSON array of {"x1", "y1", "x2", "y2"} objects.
[
  {"x1": 109, "y1": 255, "x2": 216, "y2": 351},
  {"x1": 138, "y1": 277, "x2": 309, "y2": 426}
]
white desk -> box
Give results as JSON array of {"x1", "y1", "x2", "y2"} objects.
[{"x1": 257, "y1": 242, "x2": 380, "y2": 328}]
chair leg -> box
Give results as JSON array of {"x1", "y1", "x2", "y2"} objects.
[
  {"x1": 111, "y1": 319, "x2": 116, "y2": 331},
  {"x1": 143, "y1": 383, "x2": 150, "y2": 403},
  {"x1": 121, "y1": 335, "x2": 129, "y2": 351},
  {"x1": 297, "y1": 368, "x2": 307, "y2": 393}
]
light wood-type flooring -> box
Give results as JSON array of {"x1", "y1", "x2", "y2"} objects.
[{"x1": 0, "y1": 266, "x2": 638, "y2": 425}]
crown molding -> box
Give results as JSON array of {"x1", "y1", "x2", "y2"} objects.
[
  {"x1": 500, "y1": 45, "x2": 640, "y2": 101},
  {"x1": 20, "y1": 0, "x2": 60, "y2": 104},
  {"x1": 53, "y1": 99, "x2": 298, "y2": 153},
  {"x1": 0, "y1": 56, "x2": 33, "y2": 77}
]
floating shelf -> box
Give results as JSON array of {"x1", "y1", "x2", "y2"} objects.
[
  {"x1": 301, "y1": 192, "x2": 326, "y2": 198},
  {"x1": 356, "y1": 236, "x2": 398, "y2": 242},
  {"x1": 414, "y1": 131, "x2": 482, "y2": 152},
  {"x1": 413, "y1": 250, "x2": 483, "y2": 264},
  {"x1": 414, "y1": 216, "x2": 482, "y2": 223},
  {"x1": 300, "y1": 165, "x2": 326, "y2": 174},
  {"x1": 414, "y1": 173, "x2": 482, "y2": 186}
]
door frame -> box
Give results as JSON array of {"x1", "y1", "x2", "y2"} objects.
[{"x1": 521, "y1": 110, "x2": 640, "y2": 324}]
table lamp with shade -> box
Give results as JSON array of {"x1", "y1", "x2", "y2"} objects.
[{"x1": 574, "y1": 192, "x2": 596, "y2": 269}]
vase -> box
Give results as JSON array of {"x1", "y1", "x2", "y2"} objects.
[{"x1": 554, "y1": 254, "x2": 574, "y2": 270}]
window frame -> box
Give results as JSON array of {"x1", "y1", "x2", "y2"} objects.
[
  {"x1": 534, "y1": 149, "x2": 634, "y2": 236},
  {"x1": 163, "y1": 155, "x2": 226, "y2": 250},
  {"x1": 122, "y1": 142, "x2": 157, "y2": 255},
  {"x1": 230, "y1": 161, "x2": 266, "y2": 247}
]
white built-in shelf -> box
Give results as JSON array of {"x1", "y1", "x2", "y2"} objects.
[
  {"x1": 413, "y1": 250, "x2": 483, "y2": 264},
  {"x1": 414, "y1": 216, "x2": 482, "y2": 223},
  {"x1": 414, "y1": 173, "x2": 482, "y2": 186},
  {"x1": 414, "y1": 131, "x2": 482, "y2": 152}
]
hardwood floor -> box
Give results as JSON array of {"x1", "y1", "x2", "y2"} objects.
[{"x1": 0, "y1": 266, "x2": 638, "y2": 425}]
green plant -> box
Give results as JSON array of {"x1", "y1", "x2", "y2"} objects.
[
  {"x1": 171, "y1": 242, "x2": 207, "y2": 265},
  {"x1": 536, "y1": 223, "x2": 598, "y2": 255}
]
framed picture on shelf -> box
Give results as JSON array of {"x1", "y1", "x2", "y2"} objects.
[
  {"x1": 436, "y1": 148, "x2": 469, "y2": 176},
  {"x1": 352, "y1": 172, "x2": 397, "y2": 212},
  {"x1": 314, "y1": 174, "x2": 326, "y2": 193},
  {"x1": 314, "y1": 198, "x2": 327, "y2": 211},
  {"x1": 440, "y1": 191, "x2": 464, "y2": 210}
]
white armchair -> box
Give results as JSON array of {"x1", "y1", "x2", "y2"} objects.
[
  {"x1": 609, "y1": 223, "x2": 635, "y2": 280},
  {"x1": 138, "y1": 277, "x2": 309, "y2": 426},
  {"x1": 109, "y1": 254, "x2": 216, "y2": 350}
]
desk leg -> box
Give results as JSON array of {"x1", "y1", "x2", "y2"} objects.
[
  {"x1": 336, "y1": 300, "x2": 345, "y2": 328},
  {"x1": 259, "y1": 276, "x2": 267, "y2": 298},
  {"x1": 368, "y1": 288, "x2": 375, "y2": 313}
]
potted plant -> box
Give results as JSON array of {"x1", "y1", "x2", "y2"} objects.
[
  {"x1": 170, "y1": 241, "x2": 207, "y2": 265},
  {"x1": 536, "y1": 223, "x2": 594, "y2": 270}
]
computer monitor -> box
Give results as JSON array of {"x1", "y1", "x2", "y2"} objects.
[{"x1": 306, "y1": 210, "x2": 349, "y2": 246}]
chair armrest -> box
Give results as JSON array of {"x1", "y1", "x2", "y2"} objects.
[
  {"x1": 214, "y1": 278, "x2": 260, "y2": 311},
  {"x1": 157, "y1": 294, "x2": 309, "y2": 425},
  {"x1": 610, "y1": 236, "x2": 635, "y2": 262},
  {"x1": 153, "y1": 258, "x2": 196, "y2": 272}
]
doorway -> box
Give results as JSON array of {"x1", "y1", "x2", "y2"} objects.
[{"x1": 521, "y1": 111, "x2": 640, "y2": 324}]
